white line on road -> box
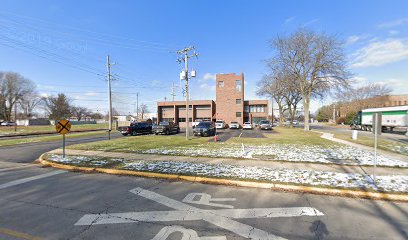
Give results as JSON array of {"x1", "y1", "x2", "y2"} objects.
[
  {"x1": 76, "y1": 188, "x2": 323, "y2": 240},
  {"x1": 0, "y1": 170, "x2": 66, "y2": 190},
  {"x1": 0, "y1": 165, "x2": 36, "y2": 172},
  {"x1": 75, "y1": 207, "x2": 324, "y2": 225}
]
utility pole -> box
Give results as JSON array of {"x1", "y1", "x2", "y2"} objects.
[
  {"x1": 171, "y1": 81, "x2": 176, "y2": 102},
  {"x1": 332, "y1": 104, "x2": 336, "y2": 123},
  {"x1": 107, "y1": 55, "x2": 113, "y2": 140},
  {"x1": 136, "y1": 92, "x2": 139, "y2": 120},
  {"x1": 177, "y1": 46, "x2": 198, "y2": 140},
  {"x1": 14, "y1": 102, "x2": 17, "y2": 132}
]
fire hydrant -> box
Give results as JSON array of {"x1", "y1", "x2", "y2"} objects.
[{"x1": 214, "y1": 134, "x2": 218, "y2": 142}]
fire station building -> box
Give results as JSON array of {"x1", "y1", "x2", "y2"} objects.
[{"x1": 157, "y1": 73, "x2": 268, "y2": 128}]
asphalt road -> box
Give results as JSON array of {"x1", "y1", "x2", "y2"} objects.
[
  {"x1": 0, "y1": 132, "x2": 122, "y2": 163},
  {"x1": 0, "y1": 129, "x2": 407, "y2": 239}
]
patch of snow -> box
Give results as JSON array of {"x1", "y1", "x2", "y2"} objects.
[
  {"x1": 123, "y1": 161, "x2": 408, "y2": 193},
  {"x1": 47, "y1": 154, "x2": 123, "y2": 166},
  {"x1": 141, "y1": 144, "x2": 408, "y2": 168}
]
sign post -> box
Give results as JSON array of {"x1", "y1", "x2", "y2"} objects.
[
  {"x1": 372, "y1": 113, "x2": 382, "y2": 184},
  {"x1": 55, "y1": 119, "x2": 72, "y2": 158}
]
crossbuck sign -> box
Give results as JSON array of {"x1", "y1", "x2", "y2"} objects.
[{"x1": 75, "y1": 187, "x2": 324, "y2": 239}]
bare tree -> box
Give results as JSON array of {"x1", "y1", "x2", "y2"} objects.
[
  {"x1": 335, "y1": 82, "x2": 392, "y2": 102},
  {"x1": 71, "y1": 106, "x2": 90, "y2": 121},
  {"x1": 282, "y1": 77, "x2": 302, "y2": 126},
  {"x1": 19, "y1": 92, "x2": 42, "y2": 118},
  {"x1": 257, "y1": 74, "x2": 287, "y2": 125},
  {"x1": 43, "y1": 93, "x2": 71, "y2": 120},
  {"x1": 0, "y1": 72, "x2": 36, "y2": 121},
  {"x1": 270, "y1": 29, "x2": 350, "y2": 130},
  {"x1": 138, "y1": 103, "x2": 149, "y2": 120}
]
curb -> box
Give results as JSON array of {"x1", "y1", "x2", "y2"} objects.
[{"x1": 37, "y1": 153, "x2": 408, "y2": 202}]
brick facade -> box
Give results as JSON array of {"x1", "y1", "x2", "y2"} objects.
[{"x1": 157, "y1": 72, "x2": 268, "y2": 127}]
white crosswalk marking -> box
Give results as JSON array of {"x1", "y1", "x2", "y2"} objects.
[
  {"x1": 75, "y1": 187, "x2": 324, "y2": 240},
  {"x1": 0, "y1": 170, "x2": 66, "y2": 190}
]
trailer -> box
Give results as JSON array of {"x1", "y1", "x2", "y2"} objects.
[{"x1": 351, "y1": 106, "x2": 408, "y2": 132}]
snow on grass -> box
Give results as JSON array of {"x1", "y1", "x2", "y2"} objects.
[
  {"x1": 142, "y1": 144, "x2": 408, "y2": 168},
  {"x1": 122, "y1": 160, "x2": 408, "y2": 193},
  {"x1": 47, "y1": 154, "x2": 124, "y2": 167}
]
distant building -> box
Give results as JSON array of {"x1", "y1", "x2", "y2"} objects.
[
  {"x1": 157, "y1": 73, "x2": 268, "y2": 127},
  {"x1": 339, "y1": 94, "x2": 408, "y2": 117}
]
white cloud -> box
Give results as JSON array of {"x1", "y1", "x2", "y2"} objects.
[
  {"x1": 345, "y1": 35, "x2": 369, "y2": 46},
  {"x1": 84, "y1": 91, "x2": 99, "y2": 97},
  {"x1": 284, "y1": 16, "x2": 295, "y2": 24},
  {"x1": 202, "y1": 73, "x2": 216, "y2": 81},
  {"x1": 388, "y1": 30, "x2": 399, "y2": 36},
  {"x1": 199, "y1": 83, "x2": 216, "y2": 92},
  {"x1": 351, "y1": 38, "x2": 408, "y2": 68},
  {"x1": 151, "y1": 80, "x2": 161, "y2": 87},
  {"x1": 378, "y1": 18, "x2": 408, "y2": 28},
  {"x1": 302, "y1": 18, "x2": 319, "y2": 26}
]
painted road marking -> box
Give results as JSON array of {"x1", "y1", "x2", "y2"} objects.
[
  {"x1": 152, "y1": 225, "x2": 226, "y2": 240},
  {"x1": 0, "y1": 170, "x2": 66, "y2": 190},
  {"x1": 0, "y1": 227, "x2": 42, "y2": 240},
  {"x1": 76, "y1": 187, "x2": 324, "y2": 240},
  {"x1": 182, "y1": 193, "x2": 236, "y2": 208},
  {"x1": 0, "y1": 165, "x2": 35, "y2": 172}
]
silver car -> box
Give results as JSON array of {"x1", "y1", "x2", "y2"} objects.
[
  {"x1": 229, "y1": 121, "x2": 240, "y2": 129},
  {"x1": 259, "y1": 120, "x2": 272, "y2": 130}
]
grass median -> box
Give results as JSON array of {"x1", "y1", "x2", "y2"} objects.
[
  {"x1": 69, "y1": 127, "x2": 336, "y2": 153},
  {"x1": 0, "y1": 131, "x2": 109, "y2": 147},
  {"x1": 333, "y1": 133, "x2": 408, "y2": 156}
]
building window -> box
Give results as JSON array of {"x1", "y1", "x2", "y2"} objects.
[
  {"x1": 244, "y1": 105, "x2": 249, "y2": 113},
  {"x1": 218, "y1": 81, "x2": 224, "y2": 87},
  {"x1": 236, "y1": 99, "x2": 241, "y2": 104},
  {"x1": 235, "y1": 80, "x2": 241, "y2": 92},
  {"x1": 236, "y1": 112, "x2": 241, "y2": 117},
  {"x1": 178, "y1": 118, "x2": 192, "y2": 122},
  {"x1": 248, "y1": 105, "x2": 265, "y2": 113}
]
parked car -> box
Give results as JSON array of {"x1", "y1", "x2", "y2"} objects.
[
  {"x1": 118, "y1": 122, "x2": 152, "y2": 136},
  {"x1": 242, "y1": 122, "x2": 253, "y2": 130},
  {"x1": 152, "y1": 121, "x2": 180, "y2": 135},
  {"x1": 1, "y1": 121, "x2": 16, "y2": 126},
  {"x1": 193, "y1": 121, "x2": 216, "y2": 136},
  {"x1": 293, "y1": 120, "x2": 299, "y2": 126},
  {"x1": 229, "y1": 121, "x2": 240, "y2": 129},
  {"x1": 259, "y1": 120, "x2": 272, "y2": 130},
  {"x1": 215, "y1": 120, "x2": 225, "y2": 129}
]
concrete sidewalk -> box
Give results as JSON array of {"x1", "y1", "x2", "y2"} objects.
[
  {"x1": 316, "y1": 131, "x2": 408, "y2": 163},
  {"x1": 48, "y1": 149, "x2": 408, "y2": 176}
]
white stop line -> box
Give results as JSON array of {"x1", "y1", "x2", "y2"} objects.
[{"x1": 75, "y1": 187, "x2": 324, "y2": 240}]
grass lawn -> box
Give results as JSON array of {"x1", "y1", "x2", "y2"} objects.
[
  {"x1": 0, "y1": 123, "x2": 108, "y2": 135},
  {"x1": 230, "y1": 127, "x2": 336, "y2": 146},
  {"x1": 0, "y1": 131, "x2": 108, "y2": 147},
  {"x1": 334, "y1": 133, "x2": 408, "y2": 156},
  {"x1": 69, "y1": 127, "x2": 336, "y2": 152},
  {"x1": 69, "y1": 135, "x2": 213, "y2": 152}
]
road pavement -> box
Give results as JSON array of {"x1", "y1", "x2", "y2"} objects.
[
  {"x1": 0, "y1": 132, "x2": 122, "y2": 163},
  {"x1": 0, "y1": 130, "x2": 407, "y2": 239}
]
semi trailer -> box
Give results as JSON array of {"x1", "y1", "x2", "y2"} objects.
[{"x1": 350, "y1": 106, "x2": 408, "y2": 132}]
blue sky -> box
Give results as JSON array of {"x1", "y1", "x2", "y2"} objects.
[{"x1": 1, "y1": 0, "x2": 408, "y2": 115}]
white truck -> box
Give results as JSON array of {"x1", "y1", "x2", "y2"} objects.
[{"x1": 351, "y1": 106, "x2": 408, "y2": 132}]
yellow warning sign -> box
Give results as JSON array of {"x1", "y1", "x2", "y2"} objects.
[{"x1": 56, "y1": 119, "x2": 71, "y2": 135}]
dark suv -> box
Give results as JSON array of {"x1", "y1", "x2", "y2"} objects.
[
  {"x1": 152, "y1": 121, "x2": 180, "y2": 135},
  {"x1": 193, "y1": 122, "x2": 216, "y2": 137},
  {"x1": 118, "y1": 122, "x2": 152, "y2": 136}
]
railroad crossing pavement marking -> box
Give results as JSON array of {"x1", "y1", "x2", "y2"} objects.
[
  {"x1": 0, "y1": 170, "x2": 66, "y2": 190},
  {"x1": 182, "y1": 193, "x2": 236, "y2": 209},
  {"x1": 75, "y1": 187, "x2": 324, "y2": 240}
]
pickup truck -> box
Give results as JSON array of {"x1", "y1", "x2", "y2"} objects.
[
  {"x1": 153, "y1": 121, "x2": 180, "y2": 135},
  {"x1": 118, "y1": 122, "x2": 152, "y2": 136}
]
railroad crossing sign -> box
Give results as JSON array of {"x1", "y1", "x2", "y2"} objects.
[
  {"x1": 55, "y1": 119, "x2": 71, "y2": 135},
  {"x1": 75, "y1": 187, "x2": 324, "y2": 239}
]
